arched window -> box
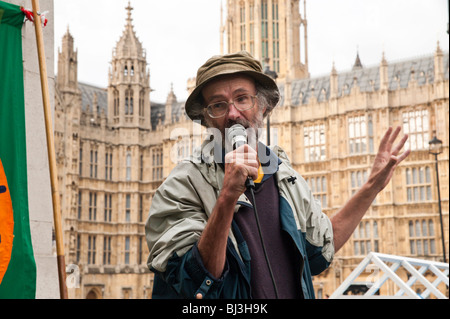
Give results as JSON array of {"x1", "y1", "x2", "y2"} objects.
[
  {"x1": 125, "y1": 89, "x2": 134, "y2": 115},
  {"x1": 303, "y1": 124, "x2": 326, "y2": 162},
  {"x1": 113, "y1": 91, "x2": 119, "y2": 117},
  {"x1": 261, "y1": 0, "x2": 268, "y2": 59},
  {"x1": 124, "y1": 65, "x2": 128, "y2": 76},
  {"x1": 406, "y1": 166, "x2": 432, "y2": 202},
  {"x1": 368, "y1": 115, "x2": 374, "y2": 152},
  {"x1": 272, "y1": 0, "x2": 279, "y2": 72},
  {"x1": 125, "y1": 90, "x2": 134, "y2": 115},
  {"x1": 239, "y1": 2, "x2": 246, "y2": 51},
  {"x1": 124, "y1": 236, "x2": 130, "y2": 262},
  {"x1": 86, "y1": 289, "x2": 99, "y2": 299},
  {"x1": 353, "y1": 221, "x2": 379, "y2": 256},
  {"x1": 130, "y1": 96, "x2": 134, "y2": 115},
  {"x1": 402, "y1": 109, "x2": 429, "y2": 150},
  {"x1": 409, "y1": 219, "x2": 436, "y2": 256},
  {"x1": 139, "y1": 90, "x2": 145, "y2": 117},
  {"x1": 126, "y1": 152, "x2": 131, "y2": 181}
]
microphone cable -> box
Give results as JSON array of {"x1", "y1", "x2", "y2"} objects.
[{"x1": 246, "y1": 179, "x2": 279, "y2": 299}]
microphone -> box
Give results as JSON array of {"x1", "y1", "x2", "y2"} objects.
[
  {"x1": 226, "y1": 124, "x2": 255, "y2": 189},
  {"x1": 227, "y1": 124, "x2": 247, "y2": 150}
]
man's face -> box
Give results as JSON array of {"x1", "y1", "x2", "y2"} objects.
[{"x1": 201, "y1": 74, "x2": 266, "y2": 137}]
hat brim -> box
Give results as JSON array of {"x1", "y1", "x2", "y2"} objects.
[{"x1": 185, "y1": 69, "x2": 279, "y2": 124}]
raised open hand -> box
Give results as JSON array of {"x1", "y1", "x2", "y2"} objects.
[{"x1": 368, "y1": 126, "x2": 411, "y2": 193}]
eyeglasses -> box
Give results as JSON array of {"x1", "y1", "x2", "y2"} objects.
[{"x1": 205, "y1": 94, "x2": 257, "y2": 118}]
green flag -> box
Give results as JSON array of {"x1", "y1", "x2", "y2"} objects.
[{"x1": 0, "y1": 0, "x2": 37, "y2": 299}]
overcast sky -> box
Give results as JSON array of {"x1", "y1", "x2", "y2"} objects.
[{"x1": 54, "y1": 0, "x2": 449, "y2": 103}]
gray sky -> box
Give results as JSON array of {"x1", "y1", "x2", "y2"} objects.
[{"x1": 54, "y1": 0, "x2": 449, "y2": 103}]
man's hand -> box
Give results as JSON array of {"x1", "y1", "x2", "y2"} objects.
[
  {"x1": 222, "y1": 144, "x2": 259, "y2": 200},
  {"x1": 367, "y1": 126, "x2": 411, "y2": 192}
]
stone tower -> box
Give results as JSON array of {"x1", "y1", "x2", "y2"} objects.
[
  {"x1": 108, "y1": 1, "x2": 151, "y2": 129},
  {"x1": 55, "y1": 27, "x2": 83, "y2": 266},
  {"x1": 223, "y1": 0, "x2": 309, "y2": 80},
  {"x1": 57, "y1": 27, "x2": 79, "y2": 95}
]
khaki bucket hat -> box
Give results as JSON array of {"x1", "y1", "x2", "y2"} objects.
[{"x1": 185, "y1": 51, "x2": 280, "y2": 123}]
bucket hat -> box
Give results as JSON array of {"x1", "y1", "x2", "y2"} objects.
[{"x1": 185, "y1": 51, "x2": 279, "y2": 123}]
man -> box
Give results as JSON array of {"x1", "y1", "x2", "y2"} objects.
[{"x1": 145, "y1": 51, "x2": 410, "y2": 299}]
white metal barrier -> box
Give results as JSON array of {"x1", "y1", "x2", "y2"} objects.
[{"x1": 329, "y1": 252, "x2": 449, "y2": 299}]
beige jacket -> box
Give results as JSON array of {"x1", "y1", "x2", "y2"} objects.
[{"x1": 146, "y1": 143, "x2": 334, "y2": 275}]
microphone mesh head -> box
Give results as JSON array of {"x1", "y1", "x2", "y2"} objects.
[{"x1": 227, "y1": 124, "x2": 247, "y2": 149}]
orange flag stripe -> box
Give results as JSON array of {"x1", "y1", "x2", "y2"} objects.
[{"x1": 0, "y1": 158, "x2": 14, "y2": 285}]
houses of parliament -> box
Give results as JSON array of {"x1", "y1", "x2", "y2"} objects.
[{"x1": 54, "y1": 1, "x2": 449, "y2": 299}]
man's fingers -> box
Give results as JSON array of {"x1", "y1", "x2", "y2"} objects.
[
  {"x1": 388, "y1": 126, "x2": 402, "y2": 145},
  {"x1": 381, "y1": 150, "x2": 410, "y2": 178},
  {"x1": 229, "y1": 154, "x2": 259, "y2": 168},
  {"x1": 224, "y1": 144, "x2": 259, "y2": 183},
  {"x1": 378, "y1": 127, "x2": 393, "y2": 151},
  {"x1": 225, "y1": 144, "x2": 258, "y2": 165},
  {"x1": 392, "y1": 133, "x2": 409, "y2": 156},
  {"x1": 379, "y1": 126, "x2": 407, "y2": 154},
  {"x1": 397, "y1": 148, "x2": 411, "y2": 163},
  {"x1": 247, "y1": 166, "x2": 259, "y2": 181},
  {"x1": 380, "y1": 127, "x2": 392, "y2": 144}
]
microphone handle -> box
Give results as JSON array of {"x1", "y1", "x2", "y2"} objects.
[
  {"x1": 232, "y1": 139, "x2": 254, "y2": 189},
  {"x1": 245, "y1": 176, "x2": 255, "y2": 189}
]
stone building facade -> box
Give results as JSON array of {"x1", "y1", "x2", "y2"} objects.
[
  {"x1": 55, "y1": 1, "x2": 449, "y2": 298},
  {"x1": 55, "y1": 4, "x2": 164, "y2": 299},
  {"x1": 269, "y1": 47, "x2": 449, "y2": 297}
]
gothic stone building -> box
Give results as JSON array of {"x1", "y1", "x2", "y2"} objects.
[
  {"x1": 55, "y1": 4, "x2": 166, "y2": 299},
  {"x1": 55, "y1": 1, "x2": 449, "y2": 298}
]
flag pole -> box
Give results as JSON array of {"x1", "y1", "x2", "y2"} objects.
[{"x1": 31, "y1": 0, "x2": 68, "y2": 299}]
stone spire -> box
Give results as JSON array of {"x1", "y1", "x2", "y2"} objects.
[
  {"x1": 352, "y1": 51, "x2": 363, "y2": 70},
  {"x1": 165, "y1": 84, "x2": 177, "y2": 125},
  {"x1": 114, "y1": 1, "x2": 144, "y2": 59},
  {"x1": 380, "y1": 51, "x2": 389, "y2": 91},
  {"x1": 126, "y1": 1, "x2": 133, "y2": 24},
  {"x1": 107, "y1": 1, "x2": 151, "y2": 129},
  {"x1": 57, "y1": 26, "x2": 78, "y2": 94},
  {"x1": 434, "y1": 41, "x2": 444, "y2": 83},
  {"x1": 330, "y1": 61, "x2": 338, "y2": 99}
]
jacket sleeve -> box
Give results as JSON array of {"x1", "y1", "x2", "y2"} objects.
[
  {"x1": 279, "y1": 170, "x2": 335, "y2": 276},
  {"x1": 301, "y1": 177, "x2": 335, "y2": 275},
  {"x1": 151, "y1": 243, "x2": 230, "y2": 299},
  {"x1": 145, "y1": 162, "x2": 227, "y2": 298},
  {"x1": 273, "y1": 145, "x2": 334, "y2": 275}
]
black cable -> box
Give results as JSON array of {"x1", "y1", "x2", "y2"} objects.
[{"x1": 248, "y1": 183, "x2": 279, "y2": 299}]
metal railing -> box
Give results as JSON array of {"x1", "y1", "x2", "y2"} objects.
[{"x1": 330, "y1": 252, "x2": 449, "y2": 299}]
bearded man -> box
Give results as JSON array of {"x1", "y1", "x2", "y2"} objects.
[{"x1": 145, "y1": 51, "x2": 410, "y2": 299}]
